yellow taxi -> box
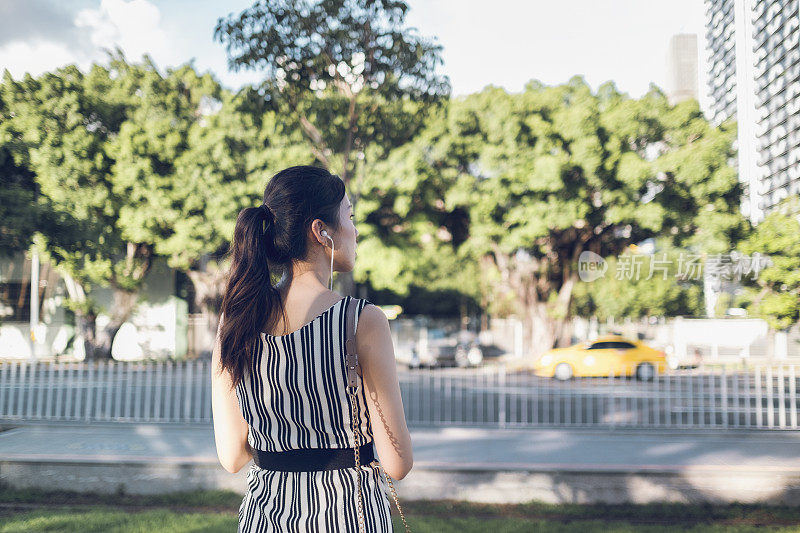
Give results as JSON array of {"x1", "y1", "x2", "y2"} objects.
[{"x1": 533, "y1": 335, "x2": 668, "y2": 381}]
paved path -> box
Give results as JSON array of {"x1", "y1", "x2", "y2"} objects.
[
  {"x1": 1, "y1": 423, "x2": 800, "y2": 471},
  {"x1": 2, "y1": 423, "x2": 800, "y2": 503}
]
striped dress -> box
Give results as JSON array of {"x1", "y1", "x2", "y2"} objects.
[{"x1": 235, "y1": 295, "x2": 393, "y2": 532}]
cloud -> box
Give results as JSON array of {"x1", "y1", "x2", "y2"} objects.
[
  {"x1": 75, "y1": 0, "x2": 170, "y2": 63},
  {"x1": 0, "y1": 0, "x2": 172, "y2": 80},
  {"x1": 0, "y1": 0, "x2": 82, "y2": 48},
  {"x1": 0, "y1": 0, "x2": 93, "y2": 78},
  {"x1": 0, "y1": 40, "x2": 84, "y2": 79}
]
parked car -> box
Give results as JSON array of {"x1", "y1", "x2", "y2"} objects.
[
  {"x1": 394, "y1": 339, "x2": 421, "y2": 369},
  {"x1": 532, "y1": 335, "x2": 668, "y2": 381},
  {"x1": 396, "y1": 327, "x2": 484, "y2": 369}
]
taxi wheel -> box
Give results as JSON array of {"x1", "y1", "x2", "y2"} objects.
[
  {"x1": 554, "y1": 362, "x2": 573, "y2": 381},
  {"x1": 635, "y1": 362, "x2": 655, "y2": 382}
]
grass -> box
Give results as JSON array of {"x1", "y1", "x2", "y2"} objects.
[
  {"x1": 2, "y1": 484, "x2": 800, "y2": 532},
  {"x1": 0, "y1": 511, "x2": 232, "y2": 533}
]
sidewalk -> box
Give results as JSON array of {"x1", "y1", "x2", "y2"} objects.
[{"x1": 2, "y1": 423, "x2": 800, "y2": 504}]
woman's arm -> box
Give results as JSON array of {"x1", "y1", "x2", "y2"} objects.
[
  {"x1": 356, "y1": 304, "x2": 413, "y2": 480},
  {"x1": 211, "y1": 313, "x2": 252, "y2": 474}
]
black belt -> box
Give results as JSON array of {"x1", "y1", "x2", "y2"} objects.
[{"x1": 252, "y1": 442, "x2": 375, "y2": 471}]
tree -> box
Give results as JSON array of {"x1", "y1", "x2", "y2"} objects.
[
  {"x1": 0, "y1": 87, "x2": 40, "y2": 258},
  {"x1": 737, "y1": 196, "x2": 800, "y2": 330},
  {"x1": 571, "y1": 238, "x2": 705, "y2": 321},
  {"x1": 375, "y1": 78, "x2": 749, "y2": 357},
  {"x1": 1, "y1": 51, "x2": 288, "y2": 359},
  {"x1": 3, "y1": 51, "x2": 307, "y2": 358},
  {"x1": 354, "y1": 100, "x2": 482, "y2": 320},
  {"x1": 167, "y1": 80, "x2": 308, "y2": 343},
  {"x1": 2, "y1": 61, "x2": 131, "y2": 359},
  {"x1": 214, "y1": 0, "x2": 450, "y2": 294}
]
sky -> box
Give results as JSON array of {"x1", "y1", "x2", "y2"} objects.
[{"x1": 0, "y1": 0, "x2": 710, "y2": 113}]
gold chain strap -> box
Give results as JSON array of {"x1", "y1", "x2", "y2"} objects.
[
  {"x1": 376, "y1": 457, "x2": 411, "y2": 531},
  {"x1": 349, "y1": 386, "x2": 366, "y2": 532},
  {"x1": 346, "y1": 297, "x2": 411, "y2": 533},
  {"x1": 349, "y1": 383, "x2": 410, "y2": 533}
]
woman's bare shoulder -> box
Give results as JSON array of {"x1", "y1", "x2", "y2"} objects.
[
  {"x1": 358, "y1": 301, "x2": 388, "y2": 324},
  {"x1": 356, "y1": 303, "x2": 391, "y2": 342}
]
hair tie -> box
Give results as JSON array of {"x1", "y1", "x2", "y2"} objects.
[{"x1": 260, "y1": 204, "x2": 273, "y2": 234}]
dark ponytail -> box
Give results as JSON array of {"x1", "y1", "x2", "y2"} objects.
[{"x1": 217, "y1": 165, "x2": 345, "y2": 390}]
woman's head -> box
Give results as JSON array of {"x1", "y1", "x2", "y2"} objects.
[
  {"x1": 216, "y1": 165, "x2": 358, "y2": 389},
  {"x1": 260, "y1": 165, "x2": 358, "y2": 270}
]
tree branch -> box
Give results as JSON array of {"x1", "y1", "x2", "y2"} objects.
[{"x1": 298, "y1": 114, "x2": 331, "y2": 168}]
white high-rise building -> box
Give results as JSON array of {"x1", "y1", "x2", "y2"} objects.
[
  {"x1": 704, "y1": 0, "x2": 800, "y2": 226},
  {"x1": 667, "y1": 34, "x2": 699, "y2": 105}
]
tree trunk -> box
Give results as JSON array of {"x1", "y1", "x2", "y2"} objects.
[
  {"x1": 525, "y1": 272, "x2": 579, "y2": 355},
  {"x1": 90, "y1": 288, "x2": 139, "y2": 360},
  {"x1": 86, "y1": 243, "x2": 153, "y2": 360},
  {"x1": 186, "y1": 266, "x2": 227, "y2": 356},
  {"x1": 487, "y1": 243, "x2": 582, "y2": 360},
  {"x1": 75, "y1": 311, "x2": 97, "y2": 360},
  {"x1": 526, "y1": 300, "x2": 558, "y2": 358},
  {"x1": 555, "y1": 317, "x2": 574, "y2": 347},
  {"x1": 62, "y1": 272, "x2": 93, "y2": 359},
  {"x1": 552, "y1": 271, "x2": 578, "y2": 347}
]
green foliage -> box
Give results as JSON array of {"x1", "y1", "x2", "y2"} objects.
[
  {"x1": 356, "y1": 78, "x2": 745, "y2": 323},
  {"x1": 214, "y1": 0, "x2": 449, "y2": 103},
  {"x1": 213, "y1": 0, "x2": 450, "y2": 181},
  {"x1": 572, "y1": 239, "x2": 705, "y2": 320},
  {"x1": 152, "y1": 70, "x2": 309, "y2": 271},
  {"x1": 0, "y1": 61, "x2": 283, "y2": 353},
  {"x1": 0, "y1": 50, "x2": 304, "y2": 338},
  {"x1": 0, "y1": 85, "x2": 41, "y2": 257},
  {"x1": 354, "y1": 101, "x2": 478, "y2": 301},
  {"x1": 2, "y1": 61, "x2": 127, "y2": 293},
  {"x1": 1, "y1": 39, "x2": 755, "y2": 333},
  {"x1": 737, "y1": 196, "x2": 800, "y2": 330}
]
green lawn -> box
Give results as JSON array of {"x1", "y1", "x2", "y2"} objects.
[{"x1": 2, "y1": 484, "x2": 800, "y2": 532}]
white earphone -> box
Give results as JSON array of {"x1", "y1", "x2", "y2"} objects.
[{"x1": 320, "y1": 229, "x2": 334, "y2": 290}]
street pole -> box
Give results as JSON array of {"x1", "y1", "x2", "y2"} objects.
[{"x1": 29, "y1": 250, "x2": 40, "y2": 361}]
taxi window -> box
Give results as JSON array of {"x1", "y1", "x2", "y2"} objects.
[
  {"x1": 613, "y1": 342, "x2": 636, "y2": 349},
  {"x1": 588, "y1": 342, "x2": 612, "y2": 349}
]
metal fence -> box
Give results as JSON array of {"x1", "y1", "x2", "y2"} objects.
[
  {"x1": 400, "y1": 364, "x2": 800, "y2": 430},
  {"x1": 0, "y1": 360, "x2": 211, "y2": 424},
  {"x1": 1, "y1": 359, "x2": 800, "y2": 430}
]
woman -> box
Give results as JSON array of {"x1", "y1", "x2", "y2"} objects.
[{"x1": 211, "y1": 165, "x2": 413, "y2": 532}]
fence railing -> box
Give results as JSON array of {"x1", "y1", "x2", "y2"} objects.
[
  {"x1": 0, "y1": 360, "x2": 211, "y2": 424},
  {"x1": 1, "y1": 359, "x2": 799, "y2": 430},
  {"x1": 400, "y1": 364, "x2": 800, "y2": 430}
]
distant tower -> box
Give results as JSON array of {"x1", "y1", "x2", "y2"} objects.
[
  {"x1": 666, "y1": 33, "x2": 699, "y2": 105},
  {"x1": 704, "y1": 0, "x2": 800, "y2": 226}
]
